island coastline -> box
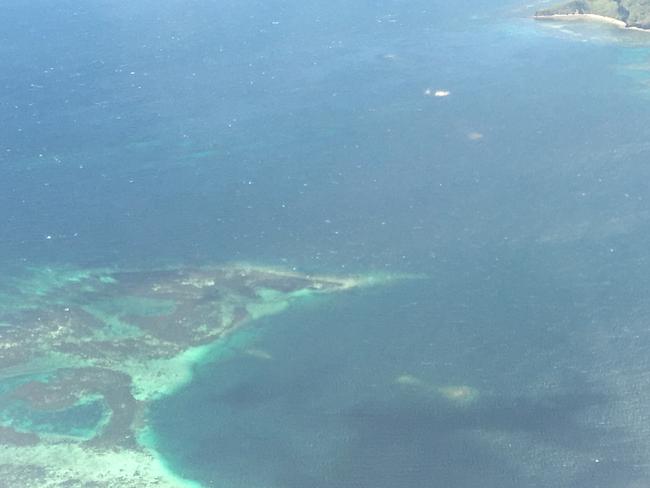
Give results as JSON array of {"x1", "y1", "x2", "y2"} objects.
[
  {"x1": 534, "y1": 12, "x2": 628, "y2": 27},
  {"x1": 534, "y1": 2, "x2": 650, "y2": 32},
  {"x1": 534, "y1": 12, "x2": 650, "y2": 31}
]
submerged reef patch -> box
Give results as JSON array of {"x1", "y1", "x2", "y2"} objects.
[
  {"x1": 395, "y1": 373, "x2": 480, "y2": 406},
  {"x1": 0, "y1": 263, "x2": 397, "y2": 487}
]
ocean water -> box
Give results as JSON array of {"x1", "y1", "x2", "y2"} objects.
[{"x1": 5, "y1": 0, "x2": 650, "y2": 486}]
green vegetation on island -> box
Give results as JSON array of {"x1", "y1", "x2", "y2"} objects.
[{"x1": 535, "y1": 0, "x2": 650, "y2": 29}]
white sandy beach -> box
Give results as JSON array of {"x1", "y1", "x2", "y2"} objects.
[{"x1": 534, "y1": 12, "x2": 650, "y2": 32}]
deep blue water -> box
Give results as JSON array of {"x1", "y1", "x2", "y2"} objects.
[{"x1": 5, "y1": 0, "x2": 650, "y2": 486}]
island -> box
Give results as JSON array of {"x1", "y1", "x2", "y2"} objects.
[
  {"x1": 0, "y1": 263, "x2": 393, "y2": 487},
  {"x1": 535, "y1": 0, "x2": 650, "y2": 30}
]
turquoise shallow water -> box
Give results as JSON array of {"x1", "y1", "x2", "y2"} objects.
[
  {"x1": 5, "y1": 0, "x2": 650, "y2": 486},
  {"x1": 2, "y1": 398, "x2": 106, "y2": 439}
]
